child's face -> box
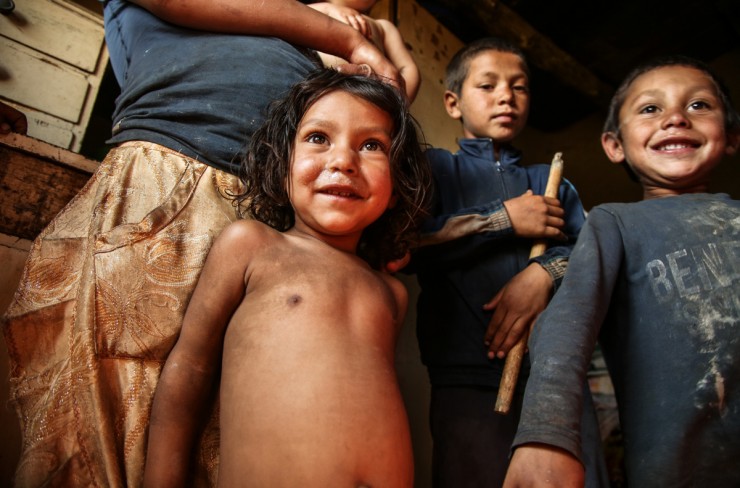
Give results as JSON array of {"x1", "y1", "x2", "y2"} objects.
[
  {"x1": 445, "y1": 50, "x2": 530, "y2": 143},
  {"x1": 602, "y1": 65, "x2": 739, "y2": 198},
  {"x1": 288, "y1": 90, "x2": 395, "y2": 251}
]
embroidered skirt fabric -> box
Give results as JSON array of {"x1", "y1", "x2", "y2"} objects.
[{"x1": 3, "y1": 142, "x2": 241, "y2": 487}]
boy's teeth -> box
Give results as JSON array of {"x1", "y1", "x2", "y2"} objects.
[{"x1": 661, "y1": 143, "x2": 690, "y2": 150}]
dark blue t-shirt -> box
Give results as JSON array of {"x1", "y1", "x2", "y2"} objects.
[{"x1": 103, "y1": 0, "x2": 320, "y2": 174}]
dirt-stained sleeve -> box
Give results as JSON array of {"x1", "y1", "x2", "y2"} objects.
[{"x1": 512, "y1": 207, "x2": 624, "y2": 461}]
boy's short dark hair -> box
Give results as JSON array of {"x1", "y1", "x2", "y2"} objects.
[
  {"x1": 235, "y1": 68, "x2": 432, "y2": 269},
  {"x1": 603, "y1": 55, "x2": 740, "y2": 135},
  {"x1": 445, "y1": 37, "x2": 529, "y2": 95}
]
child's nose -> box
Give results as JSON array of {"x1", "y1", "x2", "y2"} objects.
[
  {"x1": 496, "y1": 86, "x2": 514, "y2": 105},
  {"x1": 328, "y1": 146, "x2": 358, "y2": 173},
  {"x1": 662, "y1": 107, "x2": 691, "y2": 129}
]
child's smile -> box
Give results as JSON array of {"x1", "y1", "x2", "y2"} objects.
[
  {"x1": 602, "y1": 65, "x2": 737, "y2": 198},
  {"x1": 288, "y1": 90, "x2": 395, "y2": 252}
]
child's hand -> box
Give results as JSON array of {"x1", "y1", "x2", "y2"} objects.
[
  {"x1": 308, "y1": 2, "x2": 369, "y2": 38},
  {"x1": 503, "y1": 190, "x2": 566, "y2": 240},
  {"x1": 383, "y1": 251, "x2": 410, "y2": 274},
  {"x1": 483, "y1": 263, "x2": 552, "y2": 359},
  {"x1": 503, "y1": 444, "x2": 584, "y2": 488}
]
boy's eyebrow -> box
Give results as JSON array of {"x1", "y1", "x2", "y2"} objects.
[
  {"x1": 627, "y1": 88, "x2": 662, "y2": 101},
  {"x1": 474, "y1": 71, "x2": 528, "y2": 81}
]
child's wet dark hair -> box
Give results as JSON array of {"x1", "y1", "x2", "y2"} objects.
[
  {"x1": 234, "y1": 68, "x2": 432, "y2": 269},
  {"x1": 603, "y1": 55, "x2": 740, "y2": 136},
  {"x1": 445, "y1": 37, "x2": 529, "y2": 95}
]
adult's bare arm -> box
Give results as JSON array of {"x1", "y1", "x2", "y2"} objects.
[{"x1": 129, "y1": 0, "x2": 400, "y2": 88}]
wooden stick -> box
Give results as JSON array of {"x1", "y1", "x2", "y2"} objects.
[{"x1": 494, "y1": 152, "x2": 564, "y2": 414}]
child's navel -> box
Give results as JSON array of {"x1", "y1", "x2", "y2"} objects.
[{"x1": 287, "y1": 294, "x2": 302, "y2": 306}]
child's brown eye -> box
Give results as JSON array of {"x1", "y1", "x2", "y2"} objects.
[
  {"x1": 362, "y1": 140, "x2": 386, "y2": 152},
  {"x1": 640, "y1": 105, "x2": 659, "y2": 114},
  {"x1": 307, "y1": 133, "x2": 327, "y2": 144},
  {"x1": 689, "y1": 100, "x2": 710, "y2": 111}
]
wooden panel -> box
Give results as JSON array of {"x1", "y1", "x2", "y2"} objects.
[
  {"x1": 0, "y1": 38, "x2": 91, "y2": 124},
  {"x1": 398, "y1": 0, "x2": 463, "y2": 152},
  {"x1": 369, "y1": 0, "x2": 392, "y2": 20},
  {"x1": 0, "y1": 133, "x2": 96, "y2": 240},
  {"x1": 0, "y1": 0, "x2": 104, "y2": 72}
]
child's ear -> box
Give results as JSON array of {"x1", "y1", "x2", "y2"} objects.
[
  {"x1": 601, "y1": 131, "x2": 626, "y2": 164},
  {"x1": 444, "y1": 90, "x2": 463, "y2": 121},
  {"x1": 725, "y1": 129, "x2": 740, "y2": 157}
]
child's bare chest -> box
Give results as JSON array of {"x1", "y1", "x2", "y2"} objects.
[{"x1": 230, "y1": 243, "x2": 399, "y2": 346}]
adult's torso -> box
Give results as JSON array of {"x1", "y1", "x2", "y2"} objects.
[{"x1": 103, "y1": 0, "x2": 320, "y2": 174}]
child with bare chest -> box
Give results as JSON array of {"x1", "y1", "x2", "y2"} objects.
[{"x1": 143, "y1": 69, "x2": 431, "y2": 487}]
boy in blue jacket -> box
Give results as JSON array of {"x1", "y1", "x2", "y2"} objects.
[{"x1": 407, "y1": 37, "x2": 607, "y2": 487}]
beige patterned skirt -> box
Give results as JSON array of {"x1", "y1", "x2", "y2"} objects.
[{"x1": 3, "y1": 142, "x2": 241, "y2": 487}]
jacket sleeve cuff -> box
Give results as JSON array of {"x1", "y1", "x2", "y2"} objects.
[{"x1": 531, "y1": 256, "x2": 568, "y2": 290}]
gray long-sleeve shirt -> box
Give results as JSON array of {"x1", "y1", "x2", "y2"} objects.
[{"x1": 514, "y1": 193, "x2": 740, "y2": 486}]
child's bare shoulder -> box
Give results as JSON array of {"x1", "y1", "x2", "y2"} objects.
[
  {"x1": 210, "y1": 219, "x2": 282, "y2": 259},
  {"x1": 219, "y1": 219, "x2": 276, "y2": 242}
]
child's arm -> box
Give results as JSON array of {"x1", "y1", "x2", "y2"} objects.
[
  {"x1": 307, "y1": 4, "x2": 419, "y2": 101},
  {"x1": 143, "y1": 222, "x2": 253, "y2": 487},
  {"x1": 503, "y1": 189, "x2": 567, "y2": 241},
  {"x1": 504, "y1": 445, "x2": 584, "y2": 488},
  {"x1": 374, "y1": 18, "x2": 420, "y2": 101},
  {"x1": 307, "y1": 2, "x2": 369, "y2": 38},
  {"x1": 481, "y1": 189, "x2": 567, "y2": 357},
  {"x1": 507, "y1": 208, "x2": 624, "y2": 482},
  {"x1": 411, "y1": 189, "x2": 566, "y2": 269},
  {"x1": 380, "y1": 271, "x2": 409, "y2": 335},
  {"x1": 484, "y1": 179, "x2": 586, "y2": 357},
  {"x1": 482, "y1": 262, "x2": 552, "y2": 359}
]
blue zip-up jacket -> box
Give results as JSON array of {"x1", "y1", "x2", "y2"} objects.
[{"x1": 408, "y1": 138, "x2": 587, "y2": 387}]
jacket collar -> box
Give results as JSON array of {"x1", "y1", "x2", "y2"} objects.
[{"x1": 457, "y1": 138, "x2": 522, "y2": 166}]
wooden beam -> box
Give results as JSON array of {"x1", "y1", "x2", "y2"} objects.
[{"x1": 427, "y1": 0, "x2": 613, "y2": 107}]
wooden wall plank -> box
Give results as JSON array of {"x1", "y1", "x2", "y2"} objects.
[{"x1": 399, "y1": 0, "x2": 463, "y2": 152}]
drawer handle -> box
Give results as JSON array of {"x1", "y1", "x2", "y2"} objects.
[{"x1": 0, "y1": 0, "x2": 14, "y2": 14}]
